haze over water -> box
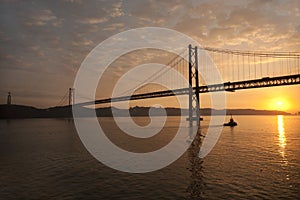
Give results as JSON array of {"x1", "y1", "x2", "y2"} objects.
[{"x1": 1, "y1": 115, "x2": 299, "y2": 199}]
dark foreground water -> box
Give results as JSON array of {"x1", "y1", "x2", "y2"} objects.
[{"x1": 0, "y1": 116, "x2": 299, "y2": 199}]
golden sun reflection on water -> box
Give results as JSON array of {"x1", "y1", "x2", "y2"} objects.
[{"x1": 277, "y1": 115, "x2": 287, "y2": 165}]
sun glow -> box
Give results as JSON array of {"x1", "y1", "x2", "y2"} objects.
[
  {"x1": 277, "y1": 101, "x2": 283, "y2": 107},
  {"x1": 269, "y1": 98, "x2": 290, "y2": 111}
]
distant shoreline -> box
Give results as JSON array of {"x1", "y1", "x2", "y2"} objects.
[{"x1": 0, "y1": 104, "x2": 294, "y2": 119}]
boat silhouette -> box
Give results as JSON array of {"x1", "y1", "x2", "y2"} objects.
[{"x1": 223, "y1": 115, "x2": 237, "y2": 127}]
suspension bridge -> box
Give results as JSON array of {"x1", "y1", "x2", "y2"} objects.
[{"x1": 58, "y1": 45, "x2": 300, "y2": 126}]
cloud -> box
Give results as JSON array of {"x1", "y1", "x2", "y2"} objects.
[
  {"x1": 0, "y1": 0, "x2": 299, "y2": 107},
  {"x1": 62, "y1": 0, "x2": 83, "y2": 3},
  {"x1": 72, "y1": 37, "x2": 94, "y2": 46},
  {"x1": 110, "y1": 1, "x2": 125, "y2": 17},
  {"x1": 25, "y1": 9, "x2": 62, "y2": 27},
  {"x1": 168, "y1": 0, "x2": 300, "y2": 50},
  {"x1": 80, "y1": 17, "x2": 108, "y2": 25},
  {"x1": 103, "y1": 23, "x2": 125, "y2": 31}
]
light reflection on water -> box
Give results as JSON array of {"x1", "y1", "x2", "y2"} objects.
[
  {"x1": 0, "y1": 116, "x2": 299, "y2": 199},
  {"x1": 277, "y1": 115, "x2": 288, "y2": 166}
]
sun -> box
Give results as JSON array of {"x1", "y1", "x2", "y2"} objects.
[
  {"x1": 269, "y1": 98, "x2": 290, "y2": 111},
  {"x1": 277, "y1": 101, "x2": 283, "y2": 107}
]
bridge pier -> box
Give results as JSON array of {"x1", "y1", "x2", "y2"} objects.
[{"x1": 188, "y1": 45, "x2": 201, "y2": 127}]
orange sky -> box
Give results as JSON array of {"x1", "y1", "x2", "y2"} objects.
[
  {"x1": 0, "y1": 0, "x2": 299, "y2": 113},
  {"x1": 110, "y1": 85, "x2": 300, "y2": 113}
]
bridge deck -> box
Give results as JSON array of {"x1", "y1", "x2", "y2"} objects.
[{"x1": 77, "y1": 74, "x2": 300, "y2": 106}]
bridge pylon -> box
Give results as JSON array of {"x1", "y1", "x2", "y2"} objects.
[
  {"x1": 69, "y1": 88, "x2": 75, "y2": 106},
  {"x1": 188, "y1": 45, "x2": 201, "y2": 127}
]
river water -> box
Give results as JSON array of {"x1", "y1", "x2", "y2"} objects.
[{"x1": 0, "y1": 116, "x2": 299, "y2": 199}]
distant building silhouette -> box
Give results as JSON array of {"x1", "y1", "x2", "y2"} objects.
[{"x1": 7, "y1": 92, "x2": 11, "y2": 105}]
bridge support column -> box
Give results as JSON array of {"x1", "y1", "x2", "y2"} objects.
[
  {"x1": 69, "y1": 88, "x2": 75, "y2": 106},
  {"x1": 188, "y1": 45, "x2": 201, "y2": 127}
]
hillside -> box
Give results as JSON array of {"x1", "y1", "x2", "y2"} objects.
[{"x1": 0, "y1": 104, "x2": 291, "y2": 119}]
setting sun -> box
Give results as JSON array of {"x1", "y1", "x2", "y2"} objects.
[
  {"x1": 277, "y1": 101, "x2": 283, "y2": 109},
  {"x1": 269, "y1": 98, "x2": 290, "y2": 111}
]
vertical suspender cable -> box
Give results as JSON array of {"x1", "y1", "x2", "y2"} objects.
[
  {"x1": 237, "y1": 54, "x2": 240, "y2": 81},
  {"x1": 254, "y1": 53, "x2": 256, "y2": 79},
  {"x1": 248, "y1": 53, "x2": 250, "y2": 79}
]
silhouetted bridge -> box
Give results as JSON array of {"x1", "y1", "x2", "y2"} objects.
[
  {"x1": 61, "y1": 45, "x2": 300, "y2": 126},
  {"x1": 76, "y1": 74, "x2": 300, "y2": 107}
]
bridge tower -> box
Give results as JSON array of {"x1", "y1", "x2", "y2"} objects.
[
  {"x1": 7, "y1": 92, "x2": 11, "y2": 105},
  {"x1": 188, "y1": 45, "x2": 201, "y2": 127},
  {"x1": 69, "y1": 88, "x2": 75, "y2": 106}
]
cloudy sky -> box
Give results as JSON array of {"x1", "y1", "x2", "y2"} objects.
[{"x1": 0, "y1": 0, "x2": 299, "y2": 112}]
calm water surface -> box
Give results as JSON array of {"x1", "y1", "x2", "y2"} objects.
[{"x1": 0, "y1": 116, "x2": 299, "y2": 199}]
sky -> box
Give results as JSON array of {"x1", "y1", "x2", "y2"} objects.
[{"x1": 0, "y1": 0, "x2": 299, "y2": 112}]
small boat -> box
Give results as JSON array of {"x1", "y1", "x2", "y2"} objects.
[{"x1": 223, "y1": 115, "x2": 237, "y2": 127}]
